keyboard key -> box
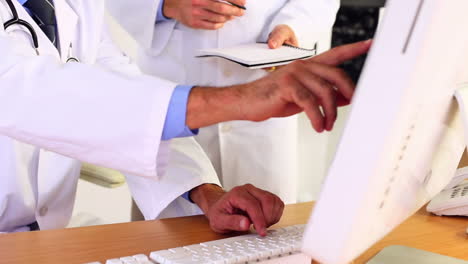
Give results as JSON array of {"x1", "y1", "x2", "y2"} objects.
[
  {"x1": 106, "y1": 259, "x2": 123, "y2": 264},
  {"x1": 132, "y1": 254, "x2": 149, "y2": 262},
  {"x1": 120, "y1": 256, "x2": 135, "y2": 263},
  {"x1": 150, "y1": 250, "x2": 175, "y2": 263}
]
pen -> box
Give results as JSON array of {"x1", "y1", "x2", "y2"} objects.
[{"x1": 218, "y1": 0, "x2": 247, "y2": 10}]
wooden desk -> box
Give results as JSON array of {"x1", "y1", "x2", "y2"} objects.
[{"x1": 0, "y1": 202, "x2": 466, "y2": 264}]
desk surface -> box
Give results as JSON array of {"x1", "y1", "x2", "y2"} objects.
[{"x1": 0, "y1": 202, "x2": 466, "y2": 264}]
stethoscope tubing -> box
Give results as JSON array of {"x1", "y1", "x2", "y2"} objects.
[{"x1": 3, "y1": 0, "x2": 39, "y2": 49}]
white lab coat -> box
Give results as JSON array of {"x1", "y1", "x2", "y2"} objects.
[
  {"x1": 107, "y1": 0, "x2": 339, "y2": 203},
  {"x1": 0, "y1": 0, "x2": 218, "y2": 232}
]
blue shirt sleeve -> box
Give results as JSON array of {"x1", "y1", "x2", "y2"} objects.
[
  {"x1": 161, "y1": 85, "x2": 199, "y2": 140},
  {"x1": 156, "y1": 0, "x2": 171, "y2": 22},
  {"x1": 181, "y1": 191, "x2": 194, "y2": 203}
]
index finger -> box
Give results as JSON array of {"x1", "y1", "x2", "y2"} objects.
[
  {"x1": 311, "y1": 39, "x2": 372, "y2": 66},
  {"x1": 303, "y1": 62, "x2": 355, "y2": 100},
  {"x1": 245, "y1": 185, "x2": 285, "y2": 226}
]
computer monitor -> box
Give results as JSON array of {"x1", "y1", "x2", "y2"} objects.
[{"x1": 302, "y1": 0, "x2": 468, "y2": 263}]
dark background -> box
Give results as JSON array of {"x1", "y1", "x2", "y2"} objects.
[{"x1": 332, "y1": 0, "x2": 387, "y2": 83}]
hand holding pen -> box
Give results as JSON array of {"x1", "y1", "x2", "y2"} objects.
[{"x1": 163, "y1": 0, "x2": 246, "y2": 30}]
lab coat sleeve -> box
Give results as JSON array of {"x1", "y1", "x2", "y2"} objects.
[
  {"x1": 95, "y1": 22, "x2": 144, "y2": 75},
  {"x1": 0, "y1": 17, "x2": 177, "y2": 178},
  {"x1": 125, "y1": 137, "x2": 221, "y2": 219},
  {"x1": 105, "y1": 0, "x2": 176, "y2": 55},
  {"x1": 260, "y1": 0, "x2": 339, "y2": 47}
]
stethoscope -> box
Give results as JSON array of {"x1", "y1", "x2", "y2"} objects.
[{"x1": 3, "y1": 0, "x2": 79, "y2": 62}]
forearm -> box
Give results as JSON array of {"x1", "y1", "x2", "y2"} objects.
[{"x1": 186, "y1": 85, "x2": 250, "y2": 129}]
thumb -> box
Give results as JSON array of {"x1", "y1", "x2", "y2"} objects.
[
  {"x1": 210, "y1": 213, "x2": 251, "y2": 233},
  {"x1": 268, "y1": 28, "x2": 288, "y2": 49}
]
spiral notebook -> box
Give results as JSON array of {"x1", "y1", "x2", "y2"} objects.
[{"x1": 195, "y1": 43, "x2": 317, "y2": 69}]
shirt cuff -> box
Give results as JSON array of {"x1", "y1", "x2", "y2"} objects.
[
  {"x1": 181, "y1": 191, "x2": 194, "y2": 203},
  {"x1": 161, "y1": 85, "x2": 199, "y2": 140},
  {"x1": 156, "y1": 0, "x2": 171, "y2": 22},
  {"x1": 182, "y1": 183, "x2": 224, "y2": 204}
]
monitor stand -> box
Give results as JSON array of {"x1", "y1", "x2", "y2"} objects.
[{"x1": 367, "y1": 246, "x2": 468, "y2": 264}]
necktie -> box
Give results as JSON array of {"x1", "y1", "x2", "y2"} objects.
[{"x1": 23, "y1": 0, "x2": 58, "y2": 47}]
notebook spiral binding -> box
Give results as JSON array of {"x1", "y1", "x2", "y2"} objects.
[
  {"x1": 284, "y1": 43, "x2": 318, "y2": 54},
  {"x1": 259, "y1": 42, "x2": 318, "y2": 54}
]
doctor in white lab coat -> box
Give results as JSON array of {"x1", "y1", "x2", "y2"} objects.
[
  {"x1": 107, "y1": 0, "x2": 340, "y2": 204},
  {"x1": 0, "y1": 0, "x2": 219, "y2": 232},
  {"x1": 0, "y1": 0, "x2": 287, "y2": 234},
  {"x1": 0, "y1": 0, "x2": 370, "y2": 234}
]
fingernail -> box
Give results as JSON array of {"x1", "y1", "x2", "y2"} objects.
[
  {"x1": 270, "y1": 41, "x2": 277, "y2": 48},
  {"x1": 240, "y1": 219, "x2": 249, "y2": 230}
]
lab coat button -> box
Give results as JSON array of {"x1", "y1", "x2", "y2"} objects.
[
  {"x1": 221, "y1": 124, "x2": 232, "y2": 133},
  {"x1": 223, "y1": 69, "x2": 233, "y2": 78},
  {"x1": 39, "y1": 206, "x2": 48, "y2": 216}
]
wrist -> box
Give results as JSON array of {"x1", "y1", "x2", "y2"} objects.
[
  {"x1": 190, "y1": 184, "x2": 226, "y2": 214},
  {"x1": 162, "y1": 0, "x2": 177, "y2": 19}
]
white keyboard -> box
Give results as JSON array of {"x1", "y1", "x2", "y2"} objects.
[{"x1": 87, "y1": 224, "x2": 306, "y2": 264}]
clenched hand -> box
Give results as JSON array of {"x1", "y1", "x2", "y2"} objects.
[{"x1": 190, "y1": 184, "x2": 284, "y2": 236}]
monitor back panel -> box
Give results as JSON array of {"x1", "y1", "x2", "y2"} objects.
[{"x1": 302, "y1": 1, "x2": 468, "y2": 263}]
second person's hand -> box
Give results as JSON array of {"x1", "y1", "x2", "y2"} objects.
[
  {"x1": 190, "y1": 184, "x2": 285, "y2": 236},
  {"x1": 163, "y1": 0, "x2": 246, "y2": 30},
  {"x1": 263, "y1": 25, "x2": 298, "y2": 71},
  {"x1": 268, "y1": 24, "x2": 298, "y2": 49}
]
